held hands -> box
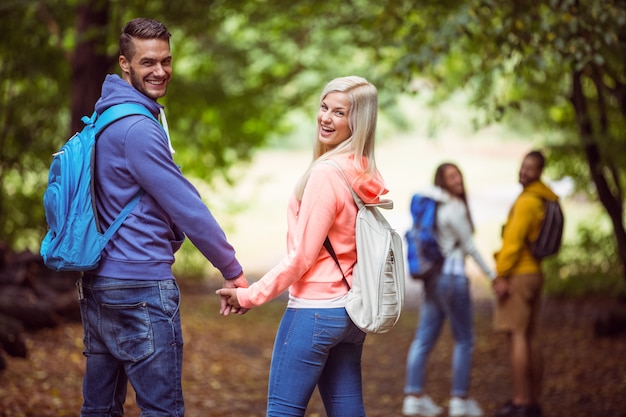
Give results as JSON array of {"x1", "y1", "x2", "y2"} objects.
[
  {"x1": 492, "y1": 276, "x2": 510, "y2": 300},
  {"x1": 216, "y1": 274, "x2": 249, "y2": 316}
]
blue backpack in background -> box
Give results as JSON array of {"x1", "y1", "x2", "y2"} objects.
[
  {"x1": 40, "y1": 103, "x2": 159, "y2": 272},
  {"x1": 405, "y1": 193, "x2": 444, "y2": 282}
]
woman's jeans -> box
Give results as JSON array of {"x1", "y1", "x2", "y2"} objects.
[
  {"x1": 404, "y1": 273, "x2": 475, "y2": 398},
  {"x1": 266, "y1": 307, "x2": 367, "y2": 417},
  {"x1": 78, "y1": 275, "x2": 184, "y2": 417}
]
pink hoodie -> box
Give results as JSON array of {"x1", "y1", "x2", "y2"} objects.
[{"x1": 237, "y1": 153, "x2": 388, "y2": 308}]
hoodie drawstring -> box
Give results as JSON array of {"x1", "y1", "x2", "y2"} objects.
[{"x1": 159, "y1": 107, "x2": 175, "y2": 154}]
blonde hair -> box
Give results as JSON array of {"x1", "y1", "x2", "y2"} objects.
[{"x1": 295, "y1": 76, "x2": 378, "y2": 200}]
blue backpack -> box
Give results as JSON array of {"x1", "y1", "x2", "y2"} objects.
[
  {"x1": 405, "y1": 193, "x2": 444, "y2": 281},
  {"x1": 40, "y1": 103, "x2": 159, "y2": 272}
]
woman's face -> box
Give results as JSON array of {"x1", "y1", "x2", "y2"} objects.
[
  {"x1": 318, "y1": 92, "x2": 352, "y2": 147},
  {"x1": 443, "y1": 165, "x2": 465, "y2": 197}
]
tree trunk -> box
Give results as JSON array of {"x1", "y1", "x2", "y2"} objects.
[
  {"x1": 570, "y1": 70, "x2": 626, "y2": 281},
  {"x1": 70, "y1": 0, "x2": 110, "y2": 134},
  {"x1": 0, "y1": 313, "x2": 26, "y2": 358},
  {"x1": 0, "y1": 247, "x2": 80, "y2": 370}
]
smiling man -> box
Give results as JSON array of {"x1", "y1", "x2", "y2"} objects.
[
  {"x1": 491, "y1": 150, "x2": 559, "y2": 417},
  {"x1": 76, "y1": 18, "x2": 249, "y2": 417},
  {"x1": 120, "y1": 36, "x2": 172, "y2": 100}
]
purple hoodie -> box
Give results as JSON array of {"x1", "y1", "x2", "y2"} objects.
[{"x1": 91, "y1": 74, "x2": 242, "y2": 280}]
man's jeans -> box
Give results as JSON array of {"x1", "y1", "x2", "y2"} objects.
[
  {"x1": 404, "y1": 273, "x2": 475, "y2": 397},
  {"x1": 267, "y1": 307, "x2": 367, "y2": 417},
  {"x1": 78, "y1": 275, "x2": 184, "y2": 417}
]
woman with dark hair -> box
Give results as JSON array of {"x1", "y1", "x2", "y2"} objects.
[{"x1": 403, "y1": 163, "x2": 496, "y2": 417}]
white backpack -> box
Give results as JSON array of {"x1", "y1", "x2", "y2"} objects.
[{"x1": 323, "y1": 161, "x2": 405, "y2": 334}]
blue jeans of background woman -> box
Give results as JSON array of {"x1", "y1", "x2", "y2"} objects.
[
  {"x1": 266, "y1": 307, "x2": 367, "y2": 417},
  {"x1": 78, "y1": 275, "x2": 184, "y2": 417},
  {"x1": 404, "y1": 273, "x2": 475, "y2": 398}
]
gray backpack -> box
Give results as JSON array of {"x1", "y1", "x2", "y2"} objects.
[
  {"x1": 530, "y1": 198, "x2": 564, "y2": 259},
  {"x1": 323, "y1": 160, "x2": 405, "y2": 334}
]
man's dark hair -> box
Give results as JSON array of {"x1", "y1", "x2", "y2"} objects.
[
  {"x1": 525, "y1": 150, "x2": 546, "y2": 172},
  {"x1": 120, "y1": 18, "x2": 171, "y2": 61}
]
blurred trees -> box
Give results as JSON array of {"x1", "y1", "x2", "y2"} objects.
[
  {"x1": 0, "y1": 0, "x2": 373, "y2": 249},
  {"x1": 1, "y1": 0, "x2": 625, "y2": 282},
  {"x1": 336, "y1": 0, "x2": 626, "y2": 282}
]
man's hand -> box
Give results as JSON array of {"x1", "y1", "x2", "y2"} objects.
[
  {"x1": 492, "y1": 276, "x2": 510, "y2": 300},
  {"x1": 217, "y1": 274, "x2": 249, "y2": 316}
]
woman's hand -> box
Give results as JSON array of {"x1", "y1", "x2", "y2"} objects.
[{"x1": 216, "y1": 287, "x2": 246, "y2": 315}]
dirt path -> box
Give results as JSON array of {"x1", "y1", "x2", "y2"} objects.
[{"x1": 1, "y1": 281, "x2": 625, "y2": 417}]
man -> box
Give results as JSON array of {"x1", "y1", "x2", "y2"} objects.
[
  {"x1": 78, "y1": 18, "x2": 248, "y2": 416},
  {"x1": 492, "y1": 150, "x2": 559, "y2": 417}
]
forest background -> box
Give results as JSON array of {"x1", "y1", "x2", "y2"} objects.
[
  {"x1": 1, "y1": 0, "x2": 625, "y2": 295},
  {"x1": 2, "y1": 1, "x2": 626, "y2": 416},
  {"x1": 0, "y1": 0, "x2": 626, "y2": 293}
]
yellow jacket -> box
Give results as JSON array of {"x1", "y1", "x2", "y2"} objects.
[{"x1": 494, "y1": 180, "x2": 559, "y2": 277}]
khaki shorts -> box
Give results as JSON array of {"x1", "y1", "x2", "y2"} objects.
[{"x1": 494, "y1": 273, "x2": 544, "y2": 333}]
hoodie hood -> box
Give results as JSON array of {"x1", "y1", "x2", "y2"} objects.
[
  {"x1": 331, "y1": 153, "x2": 388, "y2": 204},
  {"x1": 95, "y1": 74, "x2": 163, "y2": 117},
  {"x1": 524, "y1": 180, "x2": 559, "y2": 201},
  {"x1": 417, "y1": 185, "x2": 452, "y2": 204}
]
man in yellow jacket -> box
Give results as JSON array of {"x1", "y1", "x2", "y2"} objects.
[{"x1": 492, "y1": 150, "x2": 559, "y2": 417}]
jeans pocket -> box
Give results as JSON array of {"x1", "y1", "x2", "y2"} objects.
[
  {"x1": 159, "y1": 280, "x2": 181, "y2": 318},
  {"x1": 312, "y1": 313, "x2": 347, "y2": 354},
  {"x1": 102, "y1": 301, "x2": 154, "y2": 362}
]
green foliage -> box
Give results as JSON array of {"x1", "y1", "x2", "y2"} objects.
[
  {"x1": 363, "y1": 0, "x2": 626, "y2": 284},
  {"x1": 2, "y1": 0, "x2": 625, "y2": 291},
  {"x1": 370, "y1": 0, "x2": 626, "y2": 195},
  {"x1": 0, "y1": 0, "x2": 375, "y2": 250},
  {"x1": 544, "y1": 218, "x2": 625, "y2": 296},
  {"x1": 0, "y1": 1, "x2": 74, "y2": 249}
]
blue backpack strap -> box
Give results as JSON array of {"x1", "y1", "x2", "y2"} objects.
[
  {"x1": 92, "y1": 103, "x2": 162, "y2": 238},
  {"x1": 102, "y1": 191, "x2": 143, "y2": 240},
  {"x1": 95, "y1": 103, "x2": 159, "y2": 133}
]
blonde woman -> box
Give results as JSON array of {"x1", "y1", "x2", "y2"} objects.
[{"x1": 218, "y1": 76, "x2": 388, "y2": 417}]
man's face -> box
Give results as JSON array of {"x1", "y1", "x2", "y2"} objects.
[
  {"x1": 519, "y1": 155, "x2": 542, "y2": 186},
  {"x1": 119, "y1": 38, "x2": 172, "y2": 101}
]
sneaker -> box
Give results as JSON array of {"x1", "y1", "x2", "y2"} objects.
[
  {"x1": 449, "y1": 397, "x2": 484, "y2": 417},
  {"x1": 403, "y1": 394, "x2": 443, "y2": 416},
  {"x1": 493, "y1": 401, "x2": 529, "y2": 417}
]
